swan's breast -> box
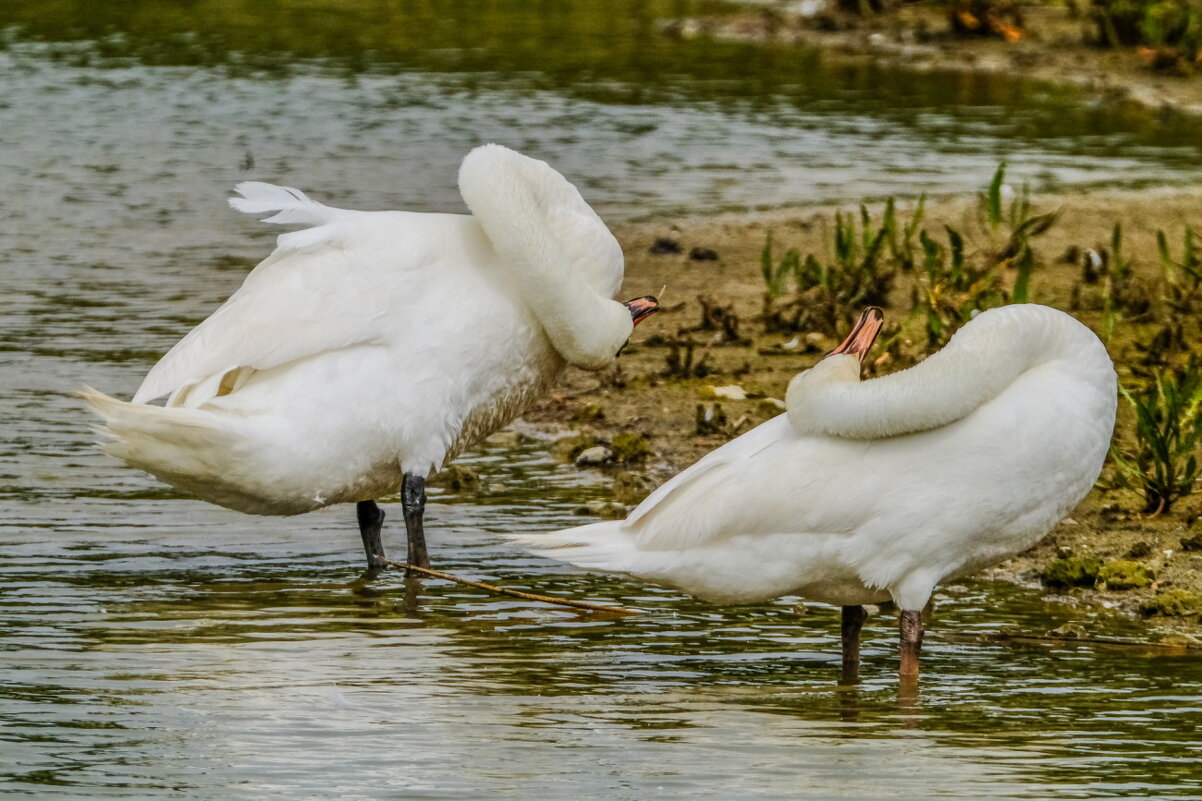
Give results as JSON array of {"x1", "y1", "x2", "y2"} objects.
[{"x1": 444, "y1": 343, "x2": 565, "y2": 465}]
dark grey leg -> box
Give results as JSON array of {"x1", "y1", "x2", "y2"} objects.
[
  {"x1": 356, "y1": 500, "x2": 386, "y2": 570},
  {"x1": 402, "y1": 473, "x2": 429, "y2": 570},
  {"x1": 841, "y1": 605, "x2": 868, "y2": 681}
]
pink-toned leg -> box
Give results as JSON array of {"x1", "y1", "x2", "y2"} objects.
[{"x1": 898, "y1": 609, "x2": 924, "y2": 678}]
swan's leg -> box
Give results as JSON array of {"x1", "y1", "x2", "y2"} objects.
[
  {"x1": 841, "y1": 605, "x2": 868, "y2": 679},
  {"x1": 356, "y1": 500, "x2": 387, "y2": 569},
  {"x1": 898, "y1": 609, "x2": 924, "y2": 678},
  {"x1": 402, "y1": 473, "x2": 430, "y2": 570}
]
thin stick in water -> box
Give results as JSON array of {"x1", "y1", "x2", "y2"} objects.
[{"x1": 375, "y1": 556, "x2": 641, "y2": 616}]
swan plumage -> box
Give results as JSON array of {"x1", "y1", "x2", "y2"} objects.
[
  {"x1": 82, "y1": 144, "x2": 657, "y2": 566},
  {"x1": 521, "y1": 304, "x2": 1116, "y2": 616}
]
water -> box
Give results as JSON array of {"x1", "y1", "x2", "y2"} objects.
[
  {"x1": 2, "y1": 1, "x2": 1202, "y2": 797},
  {"x1": 4, "y1": 2, "x2": 1202, "y2": 223},
  {"x1": 2, "y1": 446, "x2": 1201, "y2": 799}
]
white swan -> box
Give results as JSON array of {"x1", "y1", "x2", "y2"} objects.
[
  {"x1": 81, "y1": 144, "x2": 659, "y2": 570},
  {"x1": 520, "y1": 304, "x2": 1116, "y2": 677}
]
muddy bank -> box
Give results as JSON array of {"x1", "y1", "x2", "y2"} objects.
[
  {"x1": 681, "y1": 3, "x2": 1202, "y2": 116},
  {"x1": 484, "y1": 184, "x2": 1202, "y2": 640}
]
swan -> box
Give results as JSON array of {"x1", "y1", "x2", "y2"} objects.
[
  {"x1": 81, "y1": 144, "x2": 659, "y2": 571},
  {"x1": 519, "y1": 304, "x2": 1116, "y2": 677}
]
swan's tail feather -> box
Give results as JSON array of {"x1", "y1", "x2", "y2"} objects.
[
  {"x1": 229, "y1": 181, "x2": 338, "y2": 226},
  {"x1": 78, "y1": 386, "x2": 237, "y2": 481},
  {"x1": 511, "y1": 521, "x2": 650, "y2": 573}
]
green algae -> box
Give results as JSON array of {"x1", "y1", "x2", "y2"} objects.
[
  {"x1": 1141, "y1": 588, "x2": 1202, "y2": 616},
  {"x1": 610, "y1": 432, "x2": 653, "y2": 463},
  {"x1": 1097, "y1": 560, "x2": 1155, "y2": 590},
  {"x1": 1041, "y1": 555, "x2": 1103, "y2": 588}
]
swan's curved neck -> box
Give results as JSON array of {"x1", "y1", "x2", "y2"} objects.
[
  {"x1": 458, "y1": 145, "x2": 630, "y2": 370},
  {"x1": 786, "y1": 305, "x2": 1111, "y2": 439}
]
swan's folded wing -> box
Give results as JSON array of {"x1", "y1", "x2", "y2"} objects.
[
  {"x1": 621, "y1": 418, "x2": 873, "y2": 551},
  {"x1": 134, "y1": 202, "x2": 401, "y2": 406}
]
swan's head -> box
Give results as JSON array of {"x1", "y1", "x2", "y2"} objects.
[
  {"x1": 785, "y1": 307, "x2": 884, "y2": 431},
  {"x1": 560, "y1": 294, "x2": 659, "y2": 370}
]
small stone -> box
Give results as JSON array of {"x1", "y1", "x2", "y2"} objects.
[
  {"x1": 483, "y1": 430, "x2": 522, "y2": 448},
  {"x1": 1096, "y1": 560, "x2": 1154, "y2": 591},
  {"x1": 573, "y1": 500, "x2": 628, "y2": 519},
  {"x1": 428, "y1": 464, "x2": 481, "y2": 493},
  {"x1": 1179, "y1": 533, "x2": 1202, "y2": 551},
  {"x1": 695, "y1": 402, "x2": 727, "y2": 435},
  {"x1": 571, "y1": 403, "x2": 605, "y2": 423},
  {"x1": 575, "y1": 446, "x2": 614, "y2": 467},
  {"x1": 650, "y1": 237, "x2": 681, "y2": 255},
  {"x1": 613, "y1": 471, "x2": 655, "y2": 505},
  {"x1": 688, "y1": 246, "x2": 718, "y2": 261},
  {"x1": 611, "y1": 432, "x2": 653, "y2": 463},
  {"x1": 1040, "y1": 555, "x2": 1102, "y2": 588},
  {"x1": 550, "y1": 433, "x2": 598, "y2": 462},
  {"x1": 699, "y1": 384, "x2": 747, "y2": 401},
  {"x1": 1046, "y1": 622, "x2": 1088, "y2": 639},
  {"x1": 1126, "y1": 541, "x2": 1154, "y2": 559},
  {"x1": 710, "y1": 385, "x2": 747, "y2": 401},
  {"x1": 758, "y1": 398, "x2": 787, "y2": 415},
  {"x1": 1140, "y1": 589, "x2": 1202, "y2": 617},
  {"x1": 803, "y1": 332, "x2": 834, "y2": 352}
]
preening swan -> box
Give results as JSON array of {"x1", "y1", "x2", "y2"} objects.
[
  {"x1": 81, "y1": 144, "x2": 658, "y2": 570},
  {"x1": 520, "y1": 304, "x2": 1116, "y2": 677}
]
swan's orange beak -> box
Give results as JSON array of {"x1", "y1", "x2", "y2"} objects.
[
  {"x1": 828, "y1": 307, "x2": 884, "y2": 361},
  {"x1": 624, "y1": 296, "x2": 660, "y2": 326}
]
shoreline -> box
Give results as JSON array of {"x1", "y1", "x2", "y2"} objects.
[{"x1": 690, "y1": 3, "x2": 1202, "y2": 117}]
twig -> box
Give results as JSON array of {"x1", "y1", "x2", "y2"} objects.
[
  {"x1": 929, "y1": 629, "x2": 1202, "y2": 652},
  {"x1": 376, "y1": 557, "x2": 641, "y2": 616}
]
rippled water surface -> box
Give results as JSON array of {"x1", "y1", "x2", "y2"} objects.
[{"x1": 3, "y1": 1, "x2": 1202, "y2": 798}]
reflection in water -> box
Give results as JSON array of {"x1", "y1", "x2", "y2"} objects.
[
  {"x1": 2, "y1": 0, "x2": 1202, "y2": 225},
  {"x1": 2, "y1": 2, "x2": 1202, "y2": 797}
]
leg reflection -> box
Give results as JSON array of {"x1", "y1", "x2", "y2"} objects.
[
  {"x1": 401, "y1": 574, "x2": 425, "y2": 618},
  {"x1": 840, "y1": 604, "x2": 868, "y2": 686}
]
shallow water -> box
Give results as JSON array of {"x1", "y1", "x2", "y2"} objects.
[
  {"x1": 4, "y1": 1, "x2": 1202, "y2": 225},
  {"x1": 3, "y1": 442, "x2": 1202, "y2": 799},
  {"x1": 2, "y1": 2, "x2": 1202, "y2": 798}
]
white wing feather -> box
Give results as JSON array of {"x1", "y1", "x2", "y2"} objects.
[
  {"x1": 616, "y1": 417, "x2": 874, "y2": 551},
  {"x1": 228, "y1": 181, "x2": 340, "y2": 225},
  {"x1": 134, "y1": 186, "x2": 400, "y2": 404}
]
